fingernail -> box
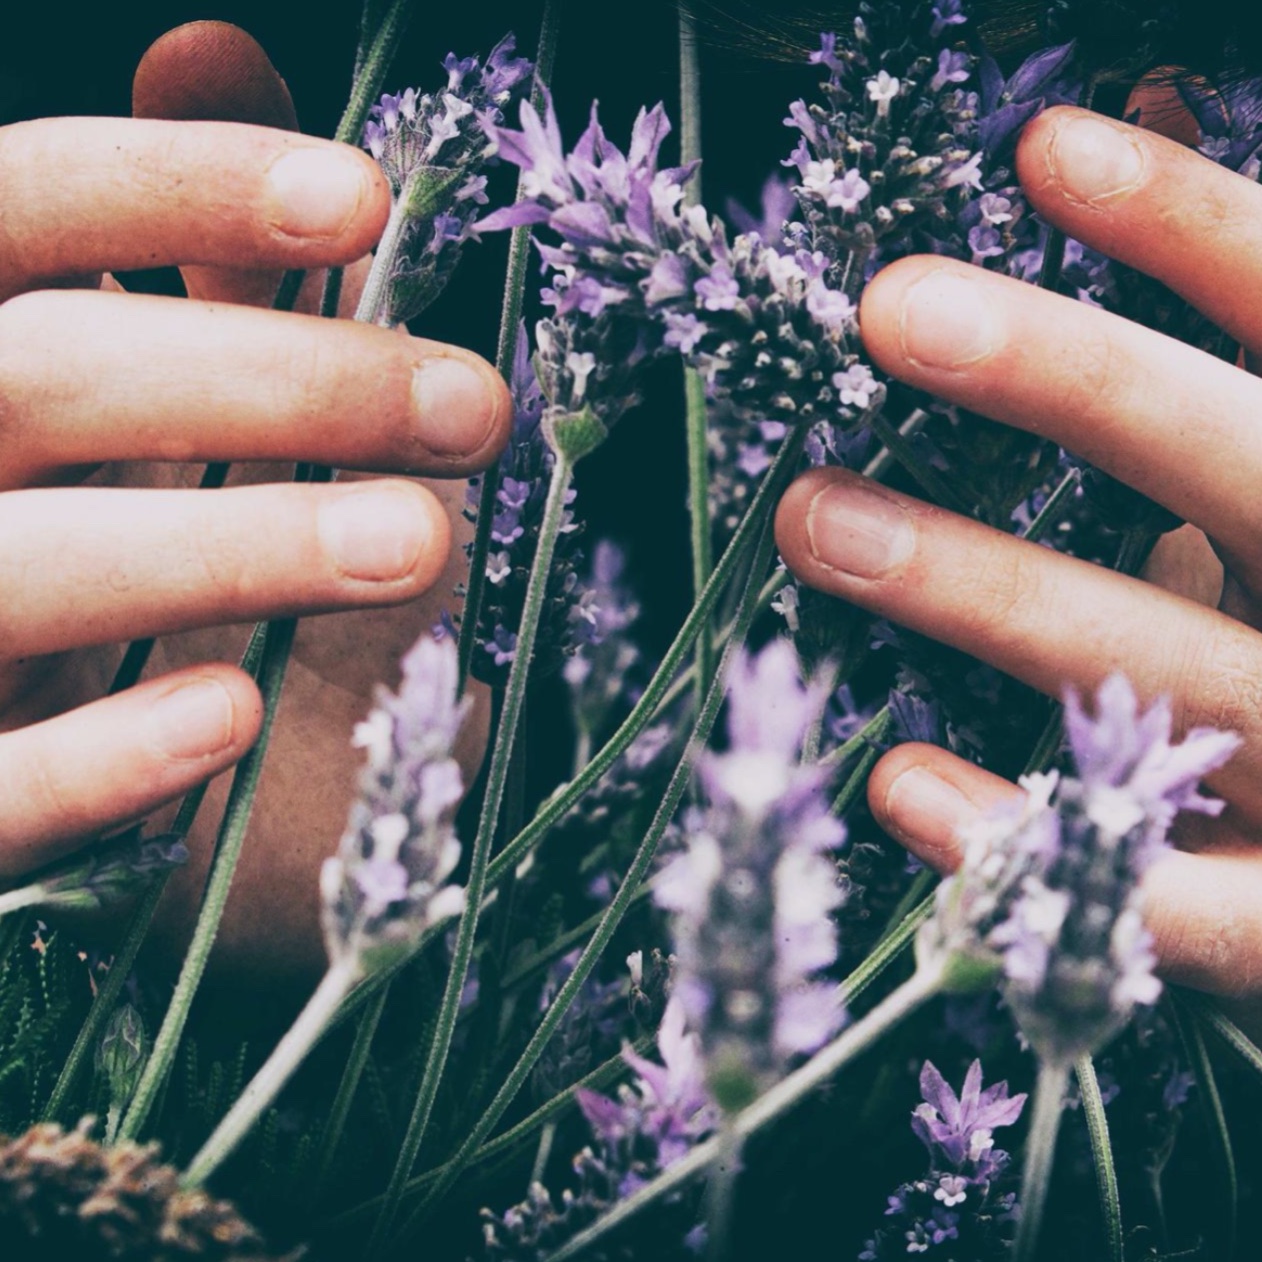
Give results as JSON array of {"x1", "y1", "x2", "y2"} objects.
[
  {"x1": 1049, "y1": 113, "x2": 1146, "y2": 205},
  {"x1": 898, "y1": 271, "x2": 1002, "y2": 369},
  {"x1": 884, "y1": 767, "x2": 977, "y2": 852},
  {"x1": 319, "y1": 486, "x2": 430, "y2": 582},
  {"x1": 150, "y1": 678, "x2": 236, "y2": 761},
  {"x1": 805, "y1": 478, "x2": 915, "y2": 578},
  {"x1": 266, "y1": 147, "x2": 369, "y2": 239},
  {"x1": 412, "y1": 357, "x2": 500, "y2": 458}
]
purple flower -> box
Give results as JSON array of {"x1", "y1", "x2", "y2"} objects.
[
  {"x1": 360, "y1": 35, "x2": 532, "y2": 324},
  {"x1": 478, "y1": 92, "x2": 873, "y2": 455},
  {"x1": 464, "y1": 323, "x2": 595, "y2": 686},
  {"x1": 920, "y1": 674, "x2": 1240, "y2": 1065},
  {"x1": 911, "y1": 1060, "x2": 1027, "y2": 1170},
  {"x1": 320, "y1": 636, "x2": 469, "y2": 975},
  {"x1": 862, "y1": 1058, "x2": 1024, "y2": 1261},
  {"x1": 656, "y1": 641, "x2": 846, "y2": 1109}
]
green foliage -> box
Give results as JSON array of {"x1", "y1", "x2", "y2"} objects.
[{"x1": 0, "y1": 916, "x2": 94, "y2": 1135}]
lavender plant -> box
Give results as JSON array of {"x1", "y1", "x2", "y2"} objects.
[{"x1": 859, "y1": 1059, "x2": 1026, "y2": 1260}]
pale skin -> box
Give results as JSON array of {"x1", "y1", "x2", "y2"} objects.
[
  {"x1": 0, "y1": 23, "x2": 506, "y2": 985},
  {"x1": 777, "y1": 100, "x2": 1262, "y2": 1026},
  {"x1": 7, "y1": 26, "x2": 1262, "y2": 1018}
]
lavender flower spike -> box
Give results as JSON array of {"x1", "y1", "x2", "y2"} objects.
[
  {"x1": 320, "y1": 635, "x2": 471, "y2": 978},
  {"x1": 861, "y1": 1059, "x2": 1025, "y2": 1260},
  {"x1": 478, "y1": 92, "x2": 876, "y2": 462},
  {"x1": 920, "y1": 673, "x2": 1240, "y2": 1065},
  {"x1": 656, "y1": 640, "x2": 847, "y2": 1111},
  {"x1": 361, "y1": 36, "x2": 532, "y2": 324}
]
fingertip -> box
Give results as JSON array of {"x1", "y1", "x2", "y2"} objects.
[
  {"x1": 773, "y1": 465, "x2": 838, "y2": 578},
  {"x1": 857, "y1": 254, "x2": 939, "y2": 376},
  {"x1": 146, "y1": 664, "x2": 263, "y2": 765},
  {"x1": 868, "y1": 745, "x2": 1017, "y2": 874},
  {"x1": 134, "y1": 21, "x2": 298, "y2": 130},
  {"x1": 407, "y1": 342, "x2": 515, "y2": 473}
]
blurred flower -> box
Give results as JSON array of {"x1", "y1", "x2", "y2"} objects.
[
  {"x1": 656, "y1": 641, "x2": 846, "y2": 1110},
  {"x1": 320, "y1": 635, "x2": 470, "y2": 977}
]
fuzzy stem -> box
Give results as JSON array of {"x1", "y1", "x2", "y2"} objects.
[
  {"x1": 705, "y1": 1121, "x2": 742, "y2": 1260},
  {"x1": 458, "y1": 0, "x2": 562, "y2": 695},
  {"x1": 867, "y1": 410, "x2": 972, "y2": 516},
  {"x1": 1075, "y1": 1055, "x2": 1122, "y2": 1262},
  {"x1": 838, "y1": 893, "x2": 934, "y2": 1008},
  {"x1": 322, "y1": 1034, "x2": 654, "y2": 1229},
  {"x1": 544, "y1": 966, "x2": 944, "y2": 1262},
  {"x1": 354, "y1": 189, "x2": 415, "y2": 327},
  {"x1": 334, "y1": 0, "x2": 417, "y2": 147},
  {"x1": 367, "y1": 452, "x2": 577, "y2": 1255},
  {"x1": 678, "y1": 6, "x2": 713, "y2": 705},
  {"x1": 484, "y1": 430, "x2": 806, "y2": 887},
  {"x1": 392, "y1": 470, "x2": 789, "y2": 1244},
  {"x1": 530, "y1": 1120, "x2": 557, "y2": 1187},
  {"x1": 0, "y1": 885, "x2": 48, "y2": 917},
  {"x1": 1014, "y1": 1059, "x2": 1071, "y2": 1262},
  {"x1": 309, "y1": 982, "x2": 390, "y2": 1205},
  {"x1": 117, "y1": 618, "x2": 297, "y2": 1143},
  {"x1": 862, "y1": 408, "x2": 929, "y2": 480},
  {"x1": 182, "y1": 961, "x2": 361, "y2": 1187}
]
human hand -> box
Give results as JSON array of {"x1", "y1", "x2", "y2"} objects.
[
  {"x1": 0, "y1": 23, "x2": 509, "y2": 982},
  {"x1": 775, "y1": 104, "x2": 1262, "y2": 1014}
]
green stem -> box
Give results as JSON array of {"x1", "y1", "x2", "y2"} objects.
[
  {"x1": 117, "y1": 617, "x2": 297, "y2": 1143},
  {"x1": 839, "y1": 894, "x2": 933, "y2": 1008},
  {"x1": 0, "y1": 886, "x2": 47, "y2": 918},
  {"x1": 458, "y1": 0, "x2": 562, "y2": 695},
  {"x1": 1180, "y1": 990, "x2": 1262, "y2": 1076},
  {"x1": 1020, "y1": 466, "x2": 1081, "y2": 545},
  {"x1": 309, "y1": 983, "x2": 390, "y2": 1205},
  {"x1": 543, "y1": 966, "x2": 943, "y2": 1262},
  {"x1": 818, "y1": 705, "x2": 891, "y2": 772},
  {"x1": 367, "y1": 452, "x2": 577, "y2": 1255},
  {"x1": 867, "y1": 410, "x2": 973, "y2": 517},
  {"x1": 705, "y1": 1122, "x2": 741, "y2": 1261},
  {"x1": 1075, "y1": 1055, "x2": 1122, "y2": 1262},
  {"x1": 1014, "y1": 1059, "x2": 1071, "y2": 1262},
  {"x1": 1171, "y1": 994, "x2": 1237, "y2": 1260},
  {"x1": 862, "y1": 408, "x2": 929, "y2": 481},
  {"x1": 678, "y1": 6, "x2": 712, "y2": 705},
  {"x1": 323, "y1": 1034, "x2": 654, "y2": 1230},
  {"x1": 394, "y1": 473, "x2": 789, "y2": 1244},
  {"x1": 878, "y1": 868, "x2": 935, "y2": 945},
  {"x1": 333, "y1": 0, "x2": 418, "y2": 147},
  {"x1": 485, "y1": 430, "x2": 806, "y2": 889},
  {"x1": 182, "y1": 961, "x2": 361, "y2": 1187}
]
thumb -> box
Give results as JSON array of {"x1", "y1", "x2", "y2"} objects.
[{"x1": 133, "y1": 21, "x2": 303, "y2": 306}]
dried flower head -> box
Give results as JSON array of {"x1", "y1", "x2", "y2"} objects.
[{"x1": 0, "y1": 1120, "x2": 291, "y2": 1260}]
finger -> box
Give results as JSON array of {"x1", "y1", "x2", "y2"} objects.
[
  {"x1": 0, "y1": 289, "x2": 511, "y2": 485},
  {"x1": 867, "y1": 742, "x2": 1262, "y2": 999},
  {"x1": 857, "y1": 256, "x2": 1262, "y2": 586},
  {"x1": 133, "y1": 22, "x2": 298, "y2": 129},
  {"x1": 1017, "y1": 105, "x2": 1262, "y2": 353},
  {"x1": 0, "y1": 664, "x2": 261, "y2": 876},
  {"x1": 0, "y1": 480, "x2": 452, "y2": 657},
  {"x1": 774, "y1": 467, "x2": 1262, "y2": 813},
  {"x1": 134, "y1": 21, "x2": 307, "y2": 308},
  {"x1": 0, "y1": 117, "x2": 389, "y2": 301}
]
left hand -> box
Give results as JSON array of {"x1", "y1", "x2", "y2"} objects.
[{"x1": 776, "y1": 104, "x2": 1262, "y2": 1012}]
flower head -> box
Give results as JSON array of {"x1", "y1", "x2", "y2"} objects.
[
  {"x1": 320, "y1": 635, "x2": 470, "y2": 976},
  {"x1": 362, "y1": 36, "x2": 532, "y2": 323},
  {"x1": 478, "y1": 93, "x2": 875, "y2": 460},
  {"x1": 920, "y1": 674, "x2": 1240, "y2": 1064},
  {"x1": 656, "y1": 641, "x2": 846, "y2": 1110},
  {"x1": 861, "y1": 1059, "x2": 1024, "y2": 1260}
]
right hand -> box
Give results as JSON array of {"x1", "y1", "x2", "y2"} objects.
[{"x1": 0, "y1": 23, "x2": 511, "y2": 980}]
